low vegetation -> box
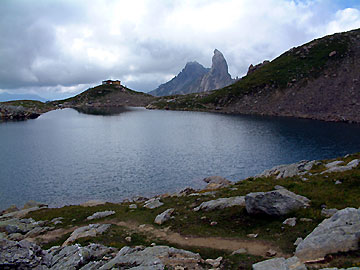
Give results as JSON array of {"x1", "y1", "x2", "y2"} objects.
[{"x1": 24, "y1": 153, "x2": 360, "y2": 269}]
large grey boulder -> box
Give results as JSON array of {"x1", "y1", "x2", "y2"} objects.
[
  {"x1": 256, "y1": 160, "x2": 315, "y2": 179},
  {"x1": 63, "y1": 224, "x2": 111, "y2": 246},
  {"x1": 0, "y1": 239, "x2": 52, "y2": 269},
  {"x1": 295, "y1": 207, "x2": 360, "y2": 262},
  {"x1": 194, "y1": 196, "x2": 245, "y2": 211},
  {"x1": 99, "y1": 245, "x2": 206, "y2": 270},
  {"x1": 245, "y1": 189, "x2": 310, "y2": 216},
  {"x1": 86, "y1": 210, "x2": 115, "y2": 220},
  {"x1": 154, "y1": 208, "x2": 174, "y2": 225},
  {"x1": 252, "y1": 256, "x2": 307, "y2": 270}
]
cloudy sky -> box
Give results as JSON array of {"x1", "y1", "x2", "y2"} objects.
[{"x1": 1, "y1": 0, "x2": 360, "y2": 100}]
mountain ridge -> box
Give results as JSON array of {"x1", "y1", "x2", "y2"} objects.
[
  {"x1": 148, "y1": 28, "x2": 360, "y2": 123},
  {"x1": 149, "y1": 49, "x2": 235, "y2": 96}
]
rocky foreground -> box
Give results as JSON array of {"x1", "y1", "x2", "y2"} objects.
[{"x1": 1, "y1": 154, "x2": 360, "y2": 269}]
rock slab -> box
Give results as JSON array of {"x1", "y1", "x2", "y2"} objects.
[
  {"x1": 194, "y1": 196, "x2": 245, "y2": 211},
  {"x1": 295, "y1": 207, "x2": 360, "y2": 262},
  {"x1": 252, "y1": 256, "x2": 307, "y2": 270},
  {"x1": 154, "y1": 208, "x2": 174, "y2": 225},
  {"x1": 100, "y1": 245, "x2": 207, "y2": 270},
  {"x1": 86, "y1": 211, "x2": 115, "y2": 220},
  {"x1": 63, "y1": 224, "x2": 111, "y2": 246}
]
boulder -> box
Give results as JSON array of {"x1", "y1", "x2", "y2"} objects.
[
  {"x1": 203, "y1": 175, "x2": 231, "y2": 189},
  {"x1": 245, "y1": 189, "x2": 310, "y2": 216},
  {"x1": 321, "y1": 159, "x2": 360, "y2": 174},
  {"x1": 63, "y1": 224, "x2": 111, "y2": 246},
  {"x1": 0, "y1": 239, "x2": 52, "y2": 269},
  {"x1": 256, "y1": 160, "x2": 315, "y2": 179},
  {"x1": 144, "y1": 198, "x2": 164, "y2": 209},
  {"x1": 252, "y1": 256, "x2": 307, "y2": 270},
  {"x1": 295, "y1": 207, "x2": 360, "y2": 262},
  {"x1": 99, "y1": 245, "x2": 207, "y2": 270},
  {"x1": 325, "y1": 160, "x2": 344, "y2": 168},
  {"x1": 194, "y1": 196, "x2": 245, "y2": 211},
  {"x1": 86, "y1": 211, "x2": 115, "y2": 220},
  {"x1": 154, "y1": 208, "x2": 174, "y2": 225}
]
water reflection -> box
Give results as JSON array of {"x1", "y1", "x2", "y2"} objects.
[{"x1": 74, "y1": 106, "x2": 130, "y2": 116}]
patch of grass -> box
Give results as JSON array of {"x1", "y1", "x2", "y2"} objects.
[{"x1": 74, "y1": 225, "x2": 153, "y2": 249}]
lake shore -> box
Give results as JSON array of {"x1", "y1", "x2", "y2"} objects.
[{"x1": 1, "y1": 152, "x2": 360, "y2": 269}]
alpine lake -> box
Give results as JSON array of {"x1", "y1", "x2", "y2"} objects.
[{"x1": 1, "y1": 106, "x2": 360, "y2": 210}]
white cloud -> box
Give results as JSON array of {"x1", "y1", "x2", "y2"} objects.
[
  {"x1": 0, "y1": 0, "x2": 360, "y2": 99},
  {"x1": 325, "y1": 8, "x2": 360, "y2": 34}
]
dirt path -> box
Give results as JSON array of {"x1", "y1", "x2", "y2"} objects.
[
  {"x1": 113, "y1": 220, "x2": 289, "y2": 258},
  {"x1": 30, "y1": 219, "x2": 289, "y2": 258}
]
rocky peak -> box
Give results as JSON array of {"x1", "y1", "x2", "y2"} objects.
[
  {"x1": 150, "y1": 49, "x2": 234, "y2": 96},
  {"x1": 212, "y1": 49, "x2": 229, "y2": 73},
  {"x1": 199, "y1": 49, "x2": 234, "y2": 92}
]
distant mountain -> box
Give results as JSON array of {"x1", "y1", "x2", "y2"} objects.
[
  {"x1": 149, "y1": 28, "x2": 360, "y2": 123},
  {"x1": 149, "y1": 49, "x2": 235, "y2": 96},
  {"x1": 0, "y1": 92, "x2": 47, "y2": 102}
]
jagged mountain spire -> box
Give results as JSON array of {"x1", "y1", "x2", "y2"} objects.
[{"x1": 149, "y1": 49, "x2": 234, "y2": 96}]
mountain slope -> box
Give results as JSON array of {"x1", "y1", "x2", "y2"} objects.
[
  {"x1": 148, "y1": 28, "x2": 360, "y2": 123},
  {"x1": 150, "y1": 61, "x2": 209, "y2": 96},
  {"x1": 149, "y1": 49, "x2": 234, "y2": 96}
]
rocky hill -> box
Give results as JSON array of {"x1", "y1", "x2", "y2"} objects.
[
  {"x1": 149, "y1": 49, "x2": 235, "y2": 96},
  {"x1": 52, "y1": 84, "x2": 155, "y2": 108},
  {"x1": 148, "y1": 28, "x2": 360, "y2": 123}
]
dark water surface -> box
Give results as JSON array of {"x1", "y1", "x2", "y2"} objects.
[{"x1": 1, "y1": 107, "x2": 360, "y2": 209}]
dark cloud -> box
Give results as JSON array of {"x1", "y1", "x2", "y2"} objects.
[{"x1": 0, "y1": 0, "x2": 359, "y2": 99}]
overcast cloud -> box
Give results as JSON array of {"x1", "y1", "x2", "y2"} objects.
[{"x1": 1, "y1": 0, "x2": 360, "y2": 100}]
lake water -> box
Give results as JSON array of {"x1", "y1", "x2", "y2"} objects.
[{"x1": 1, "y1": 107, "x2": 360, "y2": 210}]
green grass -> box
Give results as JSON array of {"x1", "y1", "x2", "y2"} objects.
[{"x1": 26, "y1": 153, "x2": 360, "y2": 268}]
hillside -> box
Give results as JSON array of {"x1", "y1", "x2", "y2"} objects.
[
  {"x1": 149, "y1": 49, "x2": 235, "y2": 96},
  {"x1": 52, "y1": 84, "x2": 155, "y2": 108},
  {"x1": 148, "y1": 28, "x2": 360, "y2": 123}
]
